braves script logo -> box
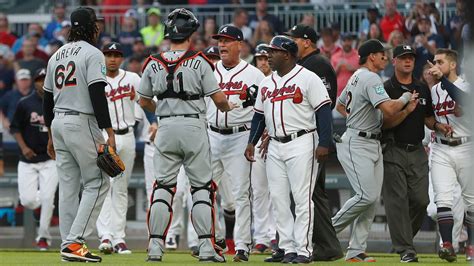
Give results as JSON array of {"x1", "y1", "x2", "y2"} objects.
[
  {"x1": 219, "y1": 81, "x2": 250, "y2": 100},
  {"x1": 433, "y1": 100, "x2": 456, "y2": 116},
  {"x1": 261, "y1": 84, "x2": 303, "y2": 103},
  {"x1": 106, "y1": 84, "x2": 136, "y2": 101}
]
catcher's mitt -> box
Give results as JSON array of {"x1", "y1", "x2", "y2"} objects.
[{"x1": 97, "y1": 144, "x2": 125, "y2": 177}]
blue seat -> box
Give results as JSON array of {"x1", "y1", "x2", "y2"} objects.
[{"x1": 0, "y1": 208, "x2": 16, "y2": 226}]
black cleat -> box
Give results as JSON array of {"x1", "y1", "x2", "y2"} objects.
[
  {"x1": 281, "y1": 252, "x2": 297, "y2": 264},
  {"x1": 233, "y1": 250, "x2": 249, "y2": 262},
  {"x1": 400, "y1": 253, "x2": 418, "y2": 263},
  {"x1": 291, "y1": 255, "x2": 312, "y2": 264},
  {"x1": 146, "y1": 256, "x2": 162, "y2": 262},
  {"x1": 264, "y1": 249, "x2": 285, "y2": 262}
]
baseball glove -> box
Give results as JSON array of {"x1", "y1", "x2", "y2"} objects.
[{"x1": 97, "y1": 144, "x2": 125, "y2": 177}]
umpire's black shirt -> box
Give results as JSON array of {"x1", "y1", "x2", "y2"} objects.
[
  {"x1": 383, "y1": 76, "x2": 434, "y2": 144},
  {"x1": 10, "y1": 92, "x2": 50, "y2": 163},
  {"x1": 297, "y1": 49, "x2": 337, "y2": 109}
]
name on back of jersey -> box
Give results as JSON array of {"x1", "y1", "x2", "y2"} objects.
[{"x1": 55, "y1": 46, "x2": 81, "y2": 61}]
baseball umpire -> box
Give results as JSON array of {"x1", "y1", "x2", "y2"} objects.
[
  {"x1": 43, "y1": 7, "x2": 116, "y2": 262},
  {"x1": 332, "y1": 39, "x2": 418, "y2": 262},
  {"x1": 138, "y1": 8, "x2": 237, "y2": 262}
]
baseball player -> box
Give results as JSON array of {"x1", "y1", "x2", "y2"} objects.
[
  {"x1": 332, "y1": 39, "x2": 418, "y2": 262},
  {"x1": 10, "y1": 68, "x2": 58, "y2": 251},
  {"x1": 138, "y1": 8, "x2": 237, "y2": 262},
  {"x1": 43, "y1": 7, "x2": 115, "y2": 263},
  {"x1": 207, "y1": 24, "x2": 265, "y2": 262},
  {"x1": 249, "y1": 43, "x2": 277, "y2": 254},
  {"x1": 426, "y1": 48, "x2": 473, "y2": 262},
  {"x1": 96, "y1": 42, "x2": 140, "y2": 255},
  {"x1": 245, "y1": 35, "x2": 333, "y2": 264}
]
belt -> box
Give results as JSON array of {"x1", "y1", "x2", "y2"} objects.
[
  {"x1": 434, "y1": 136, "x2": 470, "y2": 146},
  {"x1": 209, "y1": 125, "x2": 249, "y2": 135},
  {"x1": 272, "y1": 129, "x2": 315, "y2": 143},
  {"x1": 56, "y1": 111, "x2": 80, "y2": 116},
  {"x1": 158, "y1": 114, "x2": 199, "y2": 120},
  {"x1": 114, "y1": 128, "x2": 130, "y2": 135},
  {"x1": 394, "y1": 142, "x2": 422, "y2": 152},
  {"x1": 358, "y1": 131, "x2": 382, "y2": 140}
]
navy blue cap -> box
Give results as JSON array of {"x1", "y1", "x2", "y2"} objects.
[
  {"x1": 203, "y1": 46, "x2": 220, "y2": 58},
  {"x1": 283, "y1": 24, "x2": 318, "y2": 43},
  {"x1": 102, "y1": 42, "x2": 123, "y2": 55},
  {"x1": 358, "y1": 39, "x2": 389, "y2": 58},
  {"x1": 212, "y1": 25, "x2": 243, "y2": 41}
]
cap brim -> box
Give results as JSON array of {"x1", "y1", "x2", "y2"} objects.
[
  {"x1": 102, "y1": 49, "x2": 123, "y2": 55},
  {"x1": 261, "y1": 44, "x2": 287, "y2": 52},
  {"x1": 255, "y1": 53, "x2": 268, "y2": 57},
  {"x1": 211, "y1": 34, "x2": 239, "y2": 40},
  {"x1": 395, "y1": 51, "x2": 416, "y2": 58}
]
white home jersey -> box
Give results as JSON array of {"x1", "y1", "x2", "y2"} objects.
[
  {"x1": 254, "y1": 65, "x2": 331, "y2": 138},
  {"x1": 431, "y1": 77, "x2": 470, "y2": 138},
  {"x1": 207, "y1": 60, "x2": 265, "y2": 128},
  {"x1": 105, "y1": 69, "x2": 141, "y2": 130}
]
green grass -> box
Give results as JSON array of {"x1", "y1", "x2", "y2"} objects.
[{"x1": 0, "y1": 250, "x2": 470, "y2": 265}]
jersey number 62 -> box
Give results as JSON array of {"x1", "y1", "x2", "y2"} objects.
[{"x1": 54, "y1": 61, "x2": 77, "y2": 90}]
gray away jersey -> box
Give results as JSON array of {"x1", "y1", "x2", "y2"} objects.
[
  {"x1": 43, "y1": 40, "x2": 107, "y2": 114},
  {"x1": 337, "y1": 67, "x2": 390, "y2": 133},
  {"x1": 138, "y1": 51, "x2": 218, "y2": 117}
]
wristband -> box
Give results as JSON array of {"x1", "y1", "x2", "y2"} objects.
[{"x1": 399, "y1": 93, "x2": 411, "y2": 105}]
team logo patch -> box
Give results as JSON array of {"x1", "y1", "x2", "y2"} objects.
[
  {"x1": 101, "y1": 63, "x2": 106, "y2": 76},
  {"x1": 373, "y1": 85, "x2": 386, "y2": 95}
]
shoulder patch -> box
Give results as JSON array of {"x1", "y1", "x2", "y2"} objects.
[
  {"x1": 101, "y1": 63, "x2": 106, "y2": 76},
  {"x1": 373, "y1": 84, "x2": 386, "y2": 95}
]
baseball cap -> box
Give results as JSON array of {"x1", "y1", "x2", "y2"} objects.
[
  {"x1": 341, "y1": 32, "x2": 355, "y2": 41},
  {"x1": 34, "y1": 68, "x2": 46, "y2": 81},
  {"x1": 212, "y1": 25, "x2": 243, "y2": 41},
  {"x1": 255, "y1": 43, "x2": 269, "y2": 57},
  {"x1": 283, "y1": 24, "x2": 318, "y2": 43},
  {"x1": 366, "y1": 6, "x2": 379, "y2": 14},
  {"x1": 147, "y1": 7, "x2": 161, "y2": 17},
  {"x1": 102, "y1": 42, "x2": 123, "y2": 55},
  {"x1": 203, "y1": 46, "x2": 220, "y2": 59},
  {"x1": 358, "y1": 39, "x2": 390, "y2": 58},
  {"x1": 16, "y1": 69, "x2": 31, "y2": 80},
  {"x1": 61, "y1": 20, "x2": 71, "y2": 28},
  {"x1": 393, "y1": 44, "x2": 416, "y2": 58},
  {"x1": 70, "y1": 7, "x2": 104, "y2": 28}
]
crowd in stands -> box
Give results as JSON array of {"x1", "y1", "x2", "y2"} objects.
[{"x1": 0, "y1": 0, "x2": 470, "y2": 174}]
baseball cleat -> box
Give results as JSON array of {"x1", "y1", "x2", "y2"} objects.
[
  {"x1": 400, "y1": 253, "x2": 418, "y2": 263},
  {"x1": 233, "y1": 250, "x2": 249, "y2": 262},
  {"x1": 190, "y1": 246, "x2": 199, "y2": 258},
  {"x1": 281, "y1": 252, "x2": 297, "y2": 264},
  {"x1": 215, "y1": 239, "x2": 228, "y2": 254},
  {"x1": 36, "y1": 238, "x2": 49, "y2": 251},
  {"x1": 251, "y1": 244, "x2": 269, "y2": 254},
  {"x1": 61, "y1": 242, "x2": 102, "y2": 263},
  {"x1": 264, "y1": 248, "x2": 285, "y2": 262},
  {"x1": 346, "y1": 253, "x2": 376, "y2": 262},
  {"x1": 99, "y1": 239, "x2": 113, "y2": 254},
  {"x1": 466, "y1": 244, "x2": 474, "y2": 261},
  {"x1": 146, "y1": 255, "x2": 162, "y2": 262},
  {"x1": 199, "y1": 253, "x2": 226, "y2": 263},
  {"x1": 165, "y1": 235, "x2": 178, "y2": 250},
  {"x1": 438, "y1": 242, "x2": 457, "y2": 262},
  {"x1": 114, "y1": 242, "x2": 132, "y2": 254},
  {"x1": 291, "y1": 255, "x2": 312, "y2": 264}
]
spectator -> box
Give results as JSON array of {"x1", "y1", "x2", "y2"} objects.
[
  {"x1": 45, "y1": 39, "x2": 63, "y2": 57},
  {"x1": 202, "y1": 17, "x2": 218, "y2": 45},
  {"x1": 240, "y1": 40, "x2": 254, "y2": 63},
  {"x1": 318, "y1": 27, "x2": 341, "y2": 60},
  {"x1": 125, "y1": 54, "x2": 144, "y2": 76},
  {"x1": 158, "y1": 38, "x2": 170, "y2": 53},
  {"x1": 251, "y1": 20, "x2": 274, "y2": 47},
  {"x1": 13, "y1": 38, "x2": 47, "y2": 75},
  {"x1": 0, "y1": 69, "x2": 32, "y2": 130},
  {"x1": 192, "y1": 35, "x2": 208, "y2": 52},
  {"x1": 331, "y1": 22, "x2": 342, "y2": 47},
  {"x1": 359, "y1": 7, "x2": 380, "y2": 41},
  {"x1": 429, "y1": 4, "x2": 447, "y2": 39},
  {"x1": 405, "y1": 1, "x2": 430, "y2": 36},
  {"x1": 44, "y1": 2, "x2": 67, "y2": 41},
  {"x1": 132, "y1": 37, "x2": 147, "y2": 59},
  {"x1": 0, "y1": 13, "x2": 17, "y2": 48},
  {"x1": 382, "y1": 30, "x2": 406, "y2": 79},
  {"x1": 14, "y1": 34, "x2": 49, "y2": 63},
  {"x1": 331, "y1": 34, "x2": 359, "y2": 96},
  {"x1": 380, "y1": 0, "x2": 407, "y2": 41},
  {"x1": 300, "y1": 14, "x2": 315, "y2": 28},
  {"x1": 118, "y1": 16, "x2": 143, "y2": 57},
  {"x1": 97, "y1": 19, "x2": 113, "y2": 49},
  {"x1": 55, "y1": 20, "x2": 71, "y2": 45},
  {"x1": 446, "y1": 0, "x2": 466, "y2": 51},
  {"x1": 140, "y1": 7, "x2": 165, "y2": 48},
  {"x1": 368, "y1": 23, "x2": 385, "y2": 43},
  {"x1": 249, "y1": 0, "x2": 285, "y2": 34},
  {"x1": 413, "y1": 17, "x2": 444, "y2": 79},
  {"x1": 0, "y1": 47, "x2": 15, "y2": 98},
  {"x1": 12, "y1": 23, "x2": 49, "y2": 54},
  {"x1": 231, "y1": 9, "x2": 252, "y2": 41}
]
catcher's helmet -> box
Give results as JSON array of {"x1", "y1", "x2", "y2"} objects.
[
  {"x1": 164, "y1": 8, "x2": 200, "y2": 41},
  {"x1": 262, "y1": 35, "x2": 298, "y2": 56}
]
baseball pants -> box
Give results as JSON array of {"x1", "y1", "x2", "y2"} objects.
[
  {"x1": 267, "y1": 132, "x2": 318, "y2": 258},
  {"x1": 332, "y1": 129, "x2": 383, "y2": 260},
  {"x1": 209, "y1": 130, "x2": 253, "y2": 252},
  {"x1": 144, "y1": 142, "x2": 154, "y2": 205},
  {"x1": 17, "y1": 160, "x2": 58, "y2": 242},
  {"x1": 51, "y1": 113, "x2": 110, "y2": 249},
  {"x1": 97, "y1": 131, "x2": 136, "y2": 246}
]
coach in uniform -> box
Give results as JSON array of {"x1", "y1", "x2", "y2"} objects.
[
  {"x1": 332, "y1": 39, "x2": 417, "y2": 262},
  {"x1": 381, "y1": 45, "x2": 451, "y2": 263},
  {"x1": 10, "y1": 68, "x2": 58, "y2": 251},
  {"x1": 284, "y1": 24, "x2": 342, "y2": 262},
  {"x1": 43, "y1": 7, "x2": 115, "y2": 262},
  {"x1": 138, "y1": 8, "x2": 237, "y2": 262}
]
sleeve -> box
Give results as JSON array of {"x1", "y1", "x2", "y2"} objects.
[
  {"x1": 424, "y1": 85, "x2": 435, "y2": 117},
  {"x1": 307, "y1": 73, "x2": 332, "y2": 111},
  {"x1": 137, "y1": 66, "x2": 154, "y2": 99},
  {"x1": 254, "y1": 79, "x2": 265, "y2": 114},
  {"x1": 86, "y1": 51, "x2": 107, "y2": 86},
  {"x1": 43, "y1": 60, "x2": 54, "y2": 93},
  {"x1": 365, "y1": 73, "x2": 390, "y2": 107},
  {"x1": 9, "y1": 101, "x2": 24, "y2": 134},
  {"x1": 324, "y1": 62, "x2": 338, "y2": 109},
  {"x1": 337, "y1": 87, "x2": 348, "y2": 106},
  {"x1": 201, "y1": 59, "x2": 220, "y2": 96}
]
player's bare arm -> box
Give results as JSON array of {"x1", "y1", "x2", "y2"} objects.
[
  {"x1": 425, "y1": 116, "x2": 453, "y2": 137},
  {"x1": 382, "y1": 98, "x2": 419, "y2": 129},
  {"x1": 335, "y1": 102, "x2": 348, "y2": 118},
  {"x1": 13, "y1": 133, "x2": 37, "y2": 160},
  {"x1": 139, "y1": 97, "x2": 157, "y2": 113},
  {"x1": 378, "y1": 91, "x2": 418, "y2": 117},
  {"x1": 210, "y1": 90, "x2": 239, "y2": 112}
]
